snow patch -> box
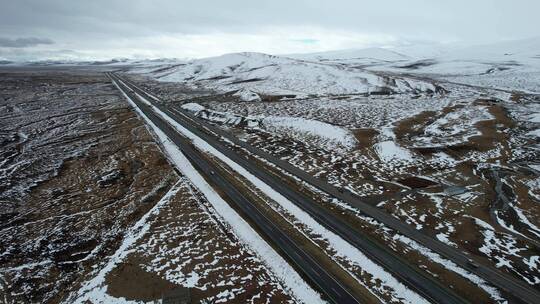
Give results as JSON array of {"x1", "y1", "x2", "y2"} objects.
[
  {"x1": 262, "y1": 116, "x2": 358, "y2": 151},
  {"x1": 149, "y1": 52, "x2": 438, "y2": 96},
  {"x1": 375, "y1": 141, "x2": 414, "y2": 162},
  {"x1": 233, "y1": 88, "x2": 261, "y2": 102},
  {"x1": 136, "y1": 91, "x2": 428, "y2": 304},
  {"x1": 181, "y1": 102, "x2": 205, "y2": 113}
]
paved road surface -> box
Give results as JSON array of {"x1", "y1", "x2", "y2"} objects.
[
  {"x1": 109, "y1": 73, "x2": 362, "y2": 304},
  {"x1": 112, "y1": 72, "x2": 540, "y2": 304},
  {"x1": 111, "y1": 73, "x2": 470, "y2": 304}
]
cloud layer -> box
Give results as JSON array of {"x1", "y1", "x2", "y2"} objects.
[
  {"x1": 1, "y1": 0, "x2": 539, "y2": 61},
  {"x1": 0, "y1": 37, "x2": 54, "y2": 48}
]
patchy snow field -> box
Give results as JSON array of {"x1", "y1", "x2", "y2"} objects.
[
  {"x1": 0, "y1": 70, "x2": 300, "y2": 304},
  {"x1": 137, "y1": 52, "x2": 440, "y2": 98},
  {"x1": 181, "y1": 103, "x2": 359, "y2": 151},
  {"x1": 7, "y1": 37, "x2": 540, "y2": 304},
  {"x1": 124, "y1": 37, "x2": 540, "y2": 303},
  {"x1": 368, "y1": 37, "x2": 540, "y2": 94},
  {"x1": 261, "y1": 116, "x2": 358, "y2": 151},
  {"x1": 107, "y1": 82, "x2": 322, "y2": 303},
  {"x1": 204, "y1": 93, "x2": 454, "y2": 130}
]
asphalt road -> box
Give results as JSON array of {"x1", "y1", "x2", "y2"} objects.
[
  {"x1": 109, "y1": 73, "x2": 362, "y2": 304},
  {"x1": 111, "y1": 73, "x2": 469, "y2": 304},
  {"x1": 112, "y1": 72, "x2": 540, "y2": 304},
  {"x1": 169, "y1": 92, "x2": 540, "y2": 304}
]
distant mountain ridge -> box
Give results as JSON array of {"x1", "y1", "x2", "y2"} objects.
[
  {"x1": 286, "y1": 47, "x2": 410, "y2": 62},
  {"x1": 142, "y1": 51, "x2": 439, "y2": 97}
]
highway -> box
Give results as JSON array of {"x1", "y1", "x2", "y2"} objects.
[
  {"x1": 108, "y1": 73, "x2": 362, "y2": 304},
  {"x1": 110, "y1": 72, "x2": 468, "y2": 304},
  {"x1": 111, "y1": 72, "x2": 540, "y2": 304}
]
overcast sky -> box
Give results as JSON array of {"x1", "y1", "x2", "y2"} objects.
[{"x1": 1, "y1": 0, "x2": 539, "y2": 61}]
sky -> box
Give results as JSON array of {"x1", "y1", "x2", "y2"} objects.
[{"x1": 1, "y1": 0, "x2": 539, "y2": 61}]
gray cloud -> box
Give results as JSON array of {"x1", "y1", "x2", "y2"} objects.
[
  {"x1": 0, "y1": 37, "x2": 54, "y2": 48},
  {"x1": 0, "y1": 0, "x2": 539, "y2": 60},
  {"x1": 2, "y1": 1, "x2": 539, "y2": 40}
]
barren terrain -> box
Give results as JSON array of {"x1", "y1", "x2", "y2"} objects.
[
  {"x1": 0, "y1": 69, "x2": 295, "y2": 303},
  {"x1": 2, "y1": 39, "x2": 540, "y2": 304}
]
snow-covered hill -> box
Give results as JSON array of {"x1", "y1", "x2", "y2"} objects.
[
  {"x1": 131, "y1": 37, "x2": 540, "y2": 96},
  {"x1": 359, "y1": 37, "x2": 540, "y2": 93},
  {"x1": 141, "y1": 52, "x2": 439, "y2": 98},
  {"x1": 287, "y1": 47, "x2": 410, "y2": 63},
  {"x1": 404, "y1": 37, "x2": 540, "y2": 63},
  {"x1": 292, "y1": 37, "x2": 540, "y2": 71}
]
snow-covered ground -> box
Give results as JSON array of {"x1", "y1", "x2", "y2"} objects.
[
  {"x1": 7, "y1": 37, "x2": 540, "y2": 304},
  {"x1": 286, "y1": 47, "x2": 411, "y2": 65},
  {"x1": 181, "y1": 102, "x2": 359, "y2": 152},
  {"x1": 135, "y1": 52, "x2": 439, "y2": 97},
  {"x1": 101, "y1": 80, "x2": 323, "y2": 304},
  {"x1": 285, "y1": 37, "x2": 540, "y2": 94},
  {"x1": 260, "y1": 116, "x2": 358, "y2": 151},
  {"x1": 122, "y1": 37, "x2": 540, "y2": 97},
  {"x1": 135, "y1": 91, "x2": 430, "y2": 304},
  {"x1": 389, "y1": 38, "x2": 540, "y2": 93},
  {"x1": 100, "y1": 37, "x2": 540, "y2": 302},
  {"x1": 414, "y1": 104, "x2": 493, "y2": 147}
]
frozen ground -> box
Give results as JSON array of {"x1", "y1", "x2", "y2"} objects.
[
  {"x1": 0, "y1": 69, "x2": 298, "y2": 304},
  {"x1": 377, "y1": 37, "x2": 540, "y2": 94},
  {"x1": 123, "y1": 37, "x2": 540, "y2": 303},
  {"x1": 4, "y1": 37, "x2": 540, "y2": 304},
  {"x1": 133, "y1": 52, "x2": 441, "y2": 99},
  {"x1": 187, "y1": 84, "x2": 540, "y2": 292}
]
